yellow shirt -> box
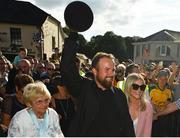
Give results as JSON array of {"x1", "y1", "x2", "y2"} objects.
[
  {"x1": 150, "y1": 86, "x2": 172, "y2": 111},
  {"x1": 117, "y1": 80, "x2": 126, "y2": 92}
]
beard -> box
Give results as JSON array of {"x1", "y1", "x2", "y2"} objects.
[{"x1": 96, "y1": 76, "x2": 113, "y2": 89}]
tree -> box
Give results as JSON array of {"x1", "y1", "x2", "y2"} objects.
[
  {"x1": 124, "y1": 37, "x2": 134, "y2": 60},
  {"x1": 86, "y1": 31, "x2": 127, "y2": 62},
  {"x1": 62, "y1": 29, "x2": 140, "y2": 62}
]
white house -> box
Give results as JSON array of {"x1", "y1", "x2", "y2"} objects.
[
  {"x1": 133, "y1": 29, "x2": 180, "y2": 66},
  {"x1": 0, "y1": 0, "x2": 65, "y2": 61}
]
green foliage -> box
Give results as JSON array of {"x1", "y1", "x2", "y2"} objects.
[
  {"x1": 88, "y1": 32, "x2": 136, "y2": 62},
  {"x1": 74, "y1": 31, "x2": 139, "y2": 62}
]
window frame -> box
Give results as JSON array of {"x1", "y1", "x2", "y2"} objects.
[
  {"x1": 160, "y1": 45, "x2": 167, "y2": 56},
  {"x1": 10, "y1": 27, "x2": 22, "y2": 46}
]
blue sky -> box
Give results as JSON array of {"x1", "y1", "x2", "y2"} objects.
[{"x1": 20, "y1": 0, "x2": 180, "y2": 41}]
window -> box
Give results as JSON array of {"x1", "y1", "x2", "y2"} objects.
[
  {"x1": 52, "y1": 36, "x2": 55, "y2": 50},
  {"x1": 160, "y1": 45, "x2": 167, "y2": 56},
  {"x1": 10, "y1": 28, "x2": 22, "y2": 45}
]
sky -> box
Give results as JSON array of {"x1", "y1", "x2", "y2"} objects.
[{"x1": 19, "y1": 0, "x2": 180, "y2": 41}]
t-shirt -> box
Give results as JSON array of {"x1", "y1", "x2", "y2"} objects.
[
  {"x1": 13, "y1": 55, "x2": 21, "y2": 65},
  {"x1": 149, "y1": 84, "x2": 173, "y2": 111}
]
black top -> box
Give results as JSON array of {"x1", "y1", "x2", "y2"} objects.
[
  {"x1": 86, "y1": 89, "x2": 127, "y2": 136},
  {"x1": 60, "y1": 32, "x2": 135, "y2": 137},
  {"x1": 2, "y1": 95, "x2": 26, "y2": 117},
  {"x1": 54, "y1": 98, "x2": 75, "y2": 136}
]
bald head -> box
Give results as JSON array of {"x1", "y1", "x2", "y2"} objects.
[{"x1": 18, "y1": 59, "x2": 31, "y2": 74}]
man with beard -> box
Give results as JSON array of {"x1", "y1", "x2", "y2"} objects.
[{"x1": 60, "y1": 32, "x2": 135, "y2": 137}]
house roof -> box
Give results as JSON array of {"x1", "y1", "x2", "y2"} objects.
[
  {"x1": 139, "y1": 29, "x2": 180, "y2": 42},
  {"x1": 0, "y1": 0, "x2": 52, "y2": 26}
]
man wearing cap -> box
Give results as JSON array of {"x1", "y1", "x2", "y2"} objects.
[
  {"x1": 149, "y1": 69, "x2": 174, "y2": 136},
  {"x1": 153, "y1": 64, "x2": 180, "y2": 136},
  {"x1": 150, "y1": 70, "x2": 173, "y2": 111}
]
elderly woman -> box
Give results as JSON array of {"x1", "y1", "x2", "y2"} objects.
[
  {"x1": 2, "y1": 74, "x2": 34, "y2": 131},
  {"x1": 8, "y1": 81, "x2": 64, "y2": 137},
  {"x1": 124, "y1": 73, "x2": 153, "y2": 137}
]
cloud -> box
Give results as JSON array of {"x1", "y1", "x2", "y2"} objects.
[
  {"x1": 18, "y1": 0, "x2": 180, "y2": 40},
  {"x1": 94, "y1": 0, "x2": 142, "y2": 27},
  {"x1": 34, "y1": 0, "x2": 69, "y2": 9},
  {"x1": 34, "y1": 0, "x2": 107, "y2": 12},
  {"x1": 21, "y1": 0, "x2": 141, "y2": 27}
]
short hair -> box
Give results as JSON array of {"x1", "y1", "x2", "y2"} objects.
[
  {"x1": 46, "y1": 62, "x2": 55, "y2": 70},
  {"x1": 157, "y1": 69, "x2": 169, "y2": 78},
  {"x1": 14, "y1": 74, "x2": 34, "y2": 91},
  {"x1": 23, "y1": 81, "x2": 51, "y2": 107},
  {"x1": 163, "y1": 68, "x2": 171, "y2": 77},
  {"x1": 50, "y1": 76, "x2": 63, "y2": 94},
  {"x1": 19, "y1": 47, "x2": 27, "y2": 53},
  {"x1": 125, "y1": 63, "x2": 139, "y2": 77},
  {"x1": 91, "y1": 52, "x2": 115, "y2": 69},
  {"x1": 19, "y1": 59, "x2": 31, "y2": 67},
  {"x1": 116, "y1": 64, "x2": 126, "y2": 72}
]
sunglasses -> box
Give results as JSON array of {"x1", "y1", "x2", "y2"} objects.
[{"x1": 132, "y1": 83, "x2": 146, "y2": 91}]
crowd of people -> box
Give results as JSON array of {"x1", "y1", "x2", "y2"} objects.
[{"x1": 0, "y1": 32, "x2": 180, "y2": 137}]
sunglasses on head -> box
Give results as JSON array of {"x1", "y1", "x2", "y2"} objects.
[{"x1": 132, "y1": 83, "x2": 146, "y2": 91}]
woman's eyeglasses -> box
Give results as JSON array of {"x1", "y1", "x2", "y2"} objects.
[
  {"x1": 34, "y1": 98, "x2": 51, "y2": 105},
  {"x1": 132, "y1": 83, "x2": 146, "y2": 91}
]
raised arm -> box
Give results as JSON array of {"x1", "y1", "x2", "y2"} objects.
[
  {"x1": 168, "y1": 64, "x2": 177, "y2": 88},
  {"x1": 60, "y1": 32, "x2": 83, "y2": 97}
]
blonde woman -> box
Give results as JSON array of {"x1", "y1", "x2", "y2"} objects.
[
  {"x1": 124, "y1": 73, "x2": 153, "y2": 137},
  {"x1": 1, "y1": 74, "x2": 34, "y2": 132},
  {"x1": 8, "y1": 81, "x2": 64, "y2": 137}
]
